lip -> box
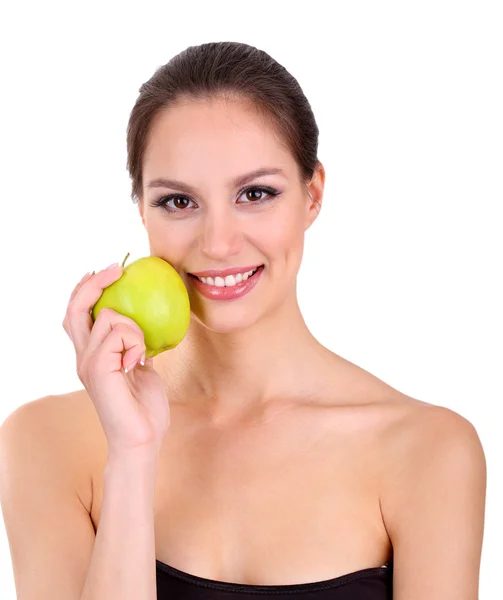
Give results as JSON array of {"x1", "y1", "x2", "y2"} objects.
[
  {"x1": 189, "y1": 264, "x2": 263, "y2": 278},
  {"x1": 189, "y1": 265, "x2": 264, "y2": 301}
]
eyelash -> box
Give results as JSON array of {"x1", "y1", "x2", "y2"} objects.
[{"x1": 149, "y1": 185, "x2": 281, "y2": 213}]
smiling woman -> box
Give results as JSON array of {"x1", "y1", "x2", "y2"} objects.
[
  {"x1": 131, "y1": 45, "x2": 326, "y2": 336},
  {"x1": 0, "y1": 40, "x2": 486, "y2": 600}
]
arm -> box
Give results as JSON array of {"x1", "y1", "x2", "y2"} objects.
[
  {"x1": 380, "y1": 404, "x2": 486, "y2": 599},
  {"x1": 81, "y1": 450, "x2": 159, "y2": 600},
  {"x1": 0, "y1": 397, "x2": 160, "y2": 600}
]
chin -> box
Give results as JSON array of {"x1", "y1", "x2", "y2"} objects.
[{"x1": 190, "y1": 305, "x2": 261, "y2": 335}]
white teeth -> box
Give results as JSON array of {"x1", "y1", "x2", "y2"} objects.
[{"x1": 198, "y1": 267, "x2": 260, "y2": 287}]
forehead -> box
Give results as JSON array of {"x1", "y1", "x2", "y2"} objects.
[{"x1": 142, "y1": 96, "x2": 296, "y2": 184}]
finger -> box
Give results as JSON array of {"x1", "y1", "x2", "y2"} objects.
[
  {"x1": 67, "y1": 265, "x2": 124, "y2": 359},
  {"x1": 89, "y1": 322, "x2": 146, "y2": 376},
  {"x1": 69, "y1": 271, "x2": 96, "y2": 303},
  {"x1": 63, "y1": 272, "x2": 96, "y2": 334},
  {"x1": 85, "y1": 308, "x2": 145, "y2": 363}
]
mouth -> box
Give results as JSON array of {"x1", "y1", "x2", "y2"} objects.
[
  {"x1": 187, "y1": 265, "x2": 265, "y2": 301},
  {"x1": 188, "y1": 265, "x2": 263, "y2": 287}
]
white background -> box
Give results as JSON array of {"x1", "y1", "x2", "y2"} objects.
[{"x1": 0, "y1": 0, "x2": 501, "y2": 597}]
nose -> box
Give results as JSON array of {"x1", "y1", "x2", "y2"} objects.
[{"x1": 199, "y1": 208, "x2": 243, "y2": 261}]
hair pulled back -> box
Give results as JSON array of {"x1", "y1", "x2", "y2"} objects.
[{"x1": 126, "y1": 41, "x2": 320, "y2": 203}]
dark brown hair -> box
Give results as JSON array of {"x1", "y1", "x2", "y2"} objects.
[{"x1": 126, "y1": 41, "x2": 320, "y2": 204}]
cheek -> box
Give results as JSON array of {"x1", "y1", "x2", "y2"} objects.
[
  {"x1": 145, "y1": 216, "x2": 193, "y2": 268},
  {"x1": 254, "y1": 211, "x2": 305, "y2": 259}
]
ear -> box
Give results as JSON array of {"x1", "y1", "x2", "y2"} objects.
[{"x1": 304, "y1": 161, "x2": 325, "y2": 231}]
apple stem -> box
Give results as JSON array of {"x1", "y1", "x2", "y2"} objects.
[{"x1": 121, "y1": 252, "x2": 130, "y2": 268}]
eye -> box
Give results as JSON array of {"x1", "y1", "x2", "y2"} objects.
[
  {"x1": 170, "y1": 197, "x2": 192, "y2": 209},
  {"x1": 237, "y1": 186, "x2": 280, "y2": 204},
  {"x1": 243, "y1": 188, "x2": 265, "y2": 202},
  {"x1": 150, "y1": 195, "x2": 196, "y2": 211}
]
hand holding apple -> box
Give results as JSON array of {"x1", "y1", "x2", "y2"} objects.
[{"x1": 91, "y1": 253, "x2": 190, "y2": 358}]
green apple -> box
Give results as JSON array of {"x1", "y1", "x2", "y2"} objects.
[{"x1": 91, "y1": 253, "x2": 190, "y2": 358}]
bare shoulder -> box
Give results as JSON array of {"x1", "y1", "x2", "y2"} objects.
[
  {"x1": 377, "y1": 395, "x2": 486, "y2": 596},
  {"x1": 375, "y1": 393, "x2": 486, "y2": 494},
  {"x1": 378, "y1": 395, "x2": 486, "y2": 469},
  {"x1": 0, "y1": 389, "x2": 104, "y2": 513}
]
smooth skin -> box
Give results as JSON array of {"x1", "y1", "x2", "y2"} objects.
[{"x1": 0, "y1": 93, "x2": 486, "y2": 599}]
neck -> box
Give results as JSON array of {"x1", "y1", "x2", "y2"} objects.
[{"x1": 154, "y1": 295, "x2": 330, "y2": 423}]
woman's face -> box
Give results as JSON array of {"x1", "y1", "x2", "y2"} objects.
[{"x1": 139, "y1": 95, "x2": 324, "y2": 333}]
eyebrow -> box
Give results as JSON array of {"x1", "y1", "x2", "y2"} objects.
[{"x1": 145, "y1": 167, "x2": 287, "y2": 195}]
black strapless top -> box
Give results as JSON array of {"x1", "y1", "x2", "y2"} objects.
[{"x1": 156, "y1": 559, "x2": 393, "y2": 599}]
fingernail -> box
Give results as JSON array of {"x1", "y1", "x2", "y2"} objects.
[
  {"x1": 124, "y1": 359, "x2": 138, "y2": 373},
  {"x1": 140, "y1": 353, "x2": 145, "y2": 366},
  {"x1": 106, "y1": 263, "x2": 120, "y2": 270}
]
